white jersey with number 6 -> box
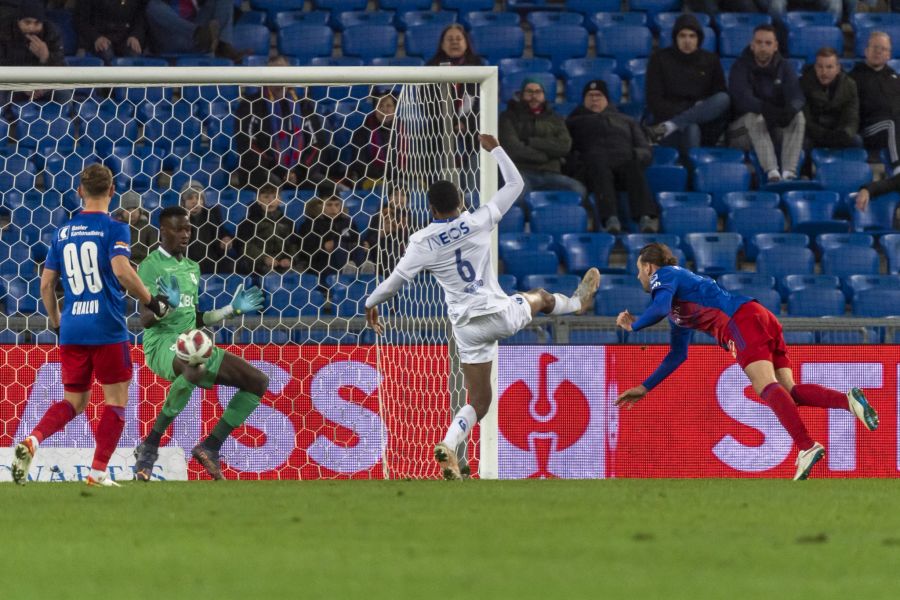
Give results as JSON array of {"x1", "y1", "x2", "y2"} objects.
[{"x1": 366, "y1": 147, "x2": 524, "y2": 327}]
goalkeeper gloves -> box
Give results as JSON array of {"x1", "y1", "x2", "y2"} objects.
[
  {"x1": 230, "y1": 283, "x2": 264, "y2": 315},
  {"x1": 147, "y1": 275, "x2": 181, "y2": 318}
]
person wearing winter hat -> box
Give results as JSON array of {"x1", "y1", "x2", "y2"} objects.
[
  {"x1": 0, "y1": 0, "x2": 64, "y2": 67},
  {"x1": 498, "y1": 77, "x2": 587, "y2": 209},
  {"x1": 646, "y1": 14, "x2": 730, "y2": 153},
  {"x1": 565, "y1": 80, "x2": 659, "y2": 234}
]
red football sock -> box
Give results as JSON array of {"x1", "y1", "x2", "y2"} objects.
[
  {"x1": 790, "y1": 384, "x2": 848, "y2": 410},
  {"x1": 31, "y1": 401, "x2": 77, "y2": 444},
  {"x1": 91, "y1": 405, "x2": 125, "y2": 472},
  {"x1": 760, "y1": 382, "x2": 815, "y2": 451}
]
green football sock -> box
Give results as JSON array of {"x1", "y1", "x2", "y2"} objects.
[
  {"x1": 145, "y1": 376, "x2": 197, "y2": 447},
  {"x1": 203, "y1": 391, "x2": 261, "y2": 451}
]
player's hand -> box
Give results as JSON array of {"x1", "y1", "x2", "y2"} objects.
[
  {"x1": 366, "y1": 305, "x2": 384, "y2": 335},
  {"x1": 479, "y1": 134, "x2": 499, "y2": 151},
  {"x1": 156, "y1": 275, "x2": 181, "y2": 309},
  {"x1": 616, "y1": 310, "x2": 637, "y2": 331},
  {"x1": 615, "y1": 385, "x2": 648, "y2": 409},
  {"x1": 231, "y1": 283, "x2": 264, "y2": 315},
  {"x1": 855, "y1": 189, "x2": 870, "y2": 212}
]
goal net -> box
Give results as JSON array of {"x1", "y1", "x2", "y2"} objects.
[{"x1": 0, "y1": 66, "x2": 499, "y2": 481}]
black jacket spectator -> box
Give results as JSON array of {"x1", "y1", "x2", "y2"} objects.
[
  {"x1": 849, "y1": 62, "x2": 900, "y2": 128},
  {"x1": 729, "y1": 46, "x2": 804, "y2": 121},
  {"x1": 499, "y1": 96, "x2": 572, "y2": 174},
  {"x1": 0, "y1": 0, "x2": 64, "y2": 67},
  {"x1": 347, "y1": 94, "x2": 396, "y2": 185},
  {"x1": 75, "y1": 0, "x2": 146, "y2": 54},
  {"x1": 567, "y1": 105, "x2": 652, "y2": 169},
  {"x1": 646, "y1": 16, "x2": 727, "y2": 123},
  {"x1": 236, "y1": 193, "x2": 303, "y2": 275},
  {"x1": 800, "y1": 66, "x2": 859, "y2": 148},
  {"x1": 299, "y1": 196, "x2": 360, "y2": 278}
]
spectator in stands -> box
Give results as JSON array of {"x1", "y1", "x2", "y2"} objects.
[
  {"x1": 179, "y1": 180, "x2": 243, "y2": 274},
  {"x1": 346, "y1": 92, "x2": 397, "y2": 190},
  {"x1": 236, "y1": 184, "x2": 303, "y2": 276},
  {"x1": 498, "y1": 78, "x2": 586, "y2": 207},
  {"x1": 646, "y1": 14, "x2": 730, "y2": 154},
  {"x1": 850, "y1": 31, "x2": 900, "y2": 177},
  {"x1": 234, "y1": 55, "x2": 338, "y2": 192},
  {"x1": 855, "y1": 173, "x2": 900, "y2": 223},
  {"x1": 800, "y1": 47, "x2": 860, "y2": 150},
  {"x1": 426, "y1": 23, "x2": 482, "y2": 67},
  {"x1": 112, "y1": 191, "x2": 155, "y2": 264},
  {"x1": 75, "y1": 0, "x2": 146, "y2": 64},
  {"x1": 566, "y1": 80, "x2": 659, "y2": 234},
  {"x1": 728, "y1": 24, "x2": 805, "y2": 183},
  {"x1": 144, "y1": 0, "x2": 248, "y2": 61},
  {"x1": 300, "y1": 195, "x2": 361, "y2": 282},
  {"x1": 356, "y1": 200, "x2": 409, "y2": 275},
  {"x1": 0, "y1": 0, "x2": 64, "y2": 67}
]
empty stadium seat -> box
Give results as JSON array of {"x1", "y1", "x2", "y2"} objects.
[
  {"x1": 687, "y1": 146, "x2": 745, "y2": 167},
  {"x1": 470, "y1": 24, "x2": 525, "y2": 63},
  {"x1": 336, "y1": 9, "x2": 394, "y2": 29},
  {"x1": 815, "y1": 160, "x2": 873, "y2": 196},
  {"x1": 277, "y1": 24, "x2": 333, "y2": 61},
  {"x1": 719, "y1": 273, "x2": 776, "y2": 291},
  {"x1": 231, "y1": 24, "x2": 271, "y2": 56},
  {"x1": 595, "y1": 285, "x2": 650, "y2": 316},
  {"x1": 782, "y1": 274, "x2": 841, "y2": 297},
  {"x1": 719, "y1": 25, "x2": 757, "y2": 57},
  {"x1": 810, "y1": 147, "x2": 869, "y2": 166},
  {"x1": 499, "y1": 205, "x2": 525, "y2": 233},
  {"x1": 461, "y1": 10, "x2": 517, "y2": 29},
  {"x1": 782, "y1": 190, "x2": 849, "y2": 236},
  {"x1": 528, "y1": 11, "x2": 584, "y2": 28},
  {"x1": 498, "y1": 232, "x2": 554, "y2": 259},
  {"x1": 852, "y1": 289, "x2": 900, "y2": 317},
  {"x1": 521, "y1": 274, "x2": 581, "y2": 295},
  {"x1": 788, "y1": 288, "x2": 846, "y2": 317},
  {"x1": 503, "y1": 250, "x2": 559, "y2": 282},
  {"x1": 499, "y1": 57, "x2": 554, "y2": 76},
  {"x1": 559, "y1": 233, "x2": 616, "y2": 275},
  {"x1": 654, "y1": 11, "x2": 710, "y2": 30},
  {"x1": 342, "y1": 24, "x2": 398, "y2": 59},
  {"x1": 272, "y1": 9, "x2": 329, "y2": 29},
  {"x1": 815, "y1": 232, "x2": 874, "y2": 253},
  {"x1": 853, "y1": 194, "x2": 899, "y2": 235},
  {"x1": 565, "y1": 0, "x2": 621, "y2": 16},
  {"x1": 726, "y1": 207, "x2": 785, "y2": 260},
  {"x1": 369, "y1": 56, "x2": 426, "y2": 66},
  {"x1": 525, "y1": 190, "x2": 582, "y2": 210},
  {"x1": 591, "y1": 12, "x2": 647, "y2": 30},
  {"x1": 629, "y1": 0, "x2": 681, "y2": 17},
  {"x1": 532, "y1": 25, "x2": 589, "y2": 73},
  {"x1": 693, "y1": 162, "x2": 751, "y2": 214},
  {"x1": 686, "y1": 233, "x2": 743, "y2": 275},
  {"x1": 757, "y1": 245, "x2": 815, "y2": 278},
  {"x1": 754, "y1": 232, "x2": 810, "y2": 253},
  {"x1": 530, "y1": 205, "x2": 589, "y2": 235},
  {"x1": 656, "y1": 192, "x2": 712, "y2": 208},
  {"x1": 442, "y1": 0, "x2": 495, "y2": 11},
  {"x1": 645, "y1": 165, "x2": 688, "y2": 196},
  {"x1": 651, "y1": 146, "x2": 680, "y2": 166},
  {"x1": 846, "y1": 274, "x2": 900, "y2": 300},
  {"x1": 880, "y1": 233, "x2": 900, "y2": 274},
  {"x1": 721, "y1": 191, "x2": 780, "y2": 213},
  {"x1": 788, "y1": 26, "x2": 843, "y2": 62},
  {"x1": 742, "y1": 286, "x2": 783, "y2": 314},
  {"x1": 823, "y1": 245, "x2": 880, "y2": 278},
  {"x1": 497, "y1": 273, "x2": 517, "y2": 295},
  {"x1": 595, "y1": 26, "x2": 653, "y2": 61}
]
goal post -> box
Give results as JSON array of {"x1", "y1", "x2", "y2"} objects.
[{"x1": 0, "y1": 65, "x2": 500, "y2": 481}]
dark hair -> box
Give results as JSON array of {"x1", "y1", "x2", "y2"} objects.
[
  {"x1": 257, "y1": 183, "x2": 279, "y2": 197},
  {"x1": 753, "y1": 24, "x2": 777, "y2": 37},
  {"x1": 80, "y1": 164, "x2": 113, "y2": 198},
  {"x1": 816, "y1": 46, "x2": 839, "y2": 59},
  {"x1": 427, "y1": 24, "x2": 481, "y2": 66},
  {"x1": 428, "y1": 180, "x2": 461, "y2": 214},
  {"x1": 638, "y1": 243, "x2": 678, "y2": 267},
  {"x1": 159, "y1": 205, "x2": 189, "y2": 225}
]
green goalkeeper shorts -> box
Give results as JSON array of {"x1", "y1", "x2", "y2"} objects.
[{"x1": 145, "y1": 335, "x2": 225, "y2": 389}]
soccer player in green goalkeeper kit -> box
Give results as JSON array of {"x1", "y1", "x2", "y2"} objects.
[{"x1": 133, "y1": 205, "x2": 269, "y2": 481}]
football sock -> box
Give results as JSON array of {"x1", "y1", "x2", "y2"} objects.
[
  {"x1": 442, "y1": 404, "x2": 477, "y2": 449},
  {"x1": 790, "y1": 384, "x2": 848, "y2": 410},
  {"x1": 550, "y1": 293, "x2": 581, "y2": 315},
  {"x1": 760, "y1": 382, "x2": 815, "y2": 451},
  {"x1": 146, "y1": 375, "x2": 197, "y2": 447},
  {"x1": 31, "y1": 400, "x2": 76, "y2": 444},
  {"x1": 91, "y1": 405, "x2": 125, "y2": 471},
  {"x1": 203, "y1": 391, "x2": 262, "y2": 451}
]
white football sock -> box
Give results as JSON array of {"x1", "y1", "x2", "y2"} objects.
[
  {"x1": 550, "y1": 293, "x2": 581, "y2": 315},
  {"x1": 89, "y1": 468, "x2": 107, "y2": 480},
  {"x1": 442, "y1": 404, "x2": 477, "y2": 449}
]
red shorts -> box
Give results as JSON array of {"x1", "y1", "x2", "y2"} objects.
[
  {"x1": 60, "y1": 342, "x2": 133, "y2": 392},
  {"x1": 724, "y1": 301, "x2": 791, "y2": 370}
]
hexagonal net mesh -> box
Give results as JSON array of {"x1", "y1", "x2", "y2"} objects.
[{"x1": 0, "y1": 69, "x2": 494, "y2": 480}]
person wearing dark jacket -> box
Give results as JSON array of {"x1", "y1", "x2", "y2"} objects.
[
  {"x1": 498, "y1": 78, "x2": 586, "y2": 204},
  {"x1": 646, "y1": 14, "x2": 729, "y2": 153},
  {"x1": 234, "y1": 56, "x2": 338, "y2": 191},
  {"x1": 855, "y1": 173, "x2": 900, "y2": 229},
  {"x1": 0, "y1": 0, "x2": 64, "y2": 67},
  {"x1": 180, "y1": 180, "x2": 245, "y2": 274},
  {"x1": 75, "y1": 0, "x2": 146, "y2": 64},
  {"x1": 728, "y1": 25, "x2": 805, "y2": 183},
  {"x1": 800, "y1": 47, "x2": 860, "y2": 150},
  {"x1": 346, "y1": 93, "x2": 396, "y2": 188},
  {"x1": 300, "y1": 195, "x2": 361, "y2": 285},
  {"x1": 236, "y1": 184, "x2": 304, "y2": 276},
  {"x1": 566, "y1": 80, "x2": 658, "y2": 234},
  {"x1": 850, "y1": 32, "x2": 900, "y2": 176}
]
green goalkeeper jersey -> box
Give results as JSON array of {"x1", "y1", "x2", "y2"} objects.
[{"x1": 138, "y1": 248, "x2": 201, "y2": 357}]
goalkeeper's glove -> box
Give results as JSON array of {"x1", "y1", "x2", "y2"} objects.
[
  {"x1": 230, "y1": 283, "x2": 264, "y2": 315},
  {"x1": 146, "y1": 275, "x2": 181, "y2": 318}
]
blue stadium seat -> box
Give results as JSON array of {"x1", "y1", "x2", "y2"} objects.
[
  {"x1": 783, "y1": 190, "x2": 848, "y2": 236},
  {"x1": 381, "y1": 0, "x2": 433, "y2": 11},
  {"x1": 686, "y1": 233, "x2": 743, "y2": 275},
  {"x1": 651, "y1": 146, "x2": 680, "y2": 166},
  {"x1": 741, "y1": 286, "x2": 783, "y2": 314},
  {"x1": 629, "y1": 0, "x2": 681, "y2": 17},
  {"x1": 788, "y1": 288, "x2": 846, "y2": 317},
  {"x1": 461, "y1": 10, "x2": 518, "y2": 29},
  {"x1": 336, "y1": 9, "x2": 394, "y2": 29},
  {"x1": 659, "y1": 27, "x2": 717, "y2": 53},
  {"x1": 47, "y1": 9, "x2": 77, "y2": 55},
  {"x1": 565, "y1": 0, "x2": 621, "y2": 16},
  {"x1": 810, "y1": 147, "x2": 869, "y2": 166},
  {"x1": 499, "y1": 205, "x2": 526, "y2": 233},
  {"x1": 237, "y1": 10, "x2": 266, "y2": 26},
  {"x1": 498, "y1": 232, "x2": 554, "y2": 259},
  {"x1": 525, "y1": 190, "x2": 581, "y2": 210},
  {"x1": 719, "y1": 273, "x2": 776, "y2": 291},
  {"x1": 661, "y1": 205, "x2": 717, "y2": 241},
  {"x1": 717, "y1": 12, "x2": 771, "y2": 28},
  {"x1": 2, "y1": 276, "x2": 39, "y2": 313},
  {"x1": 757, "y1": 246, "x2": 815, "y2": 278},
  {"x1": 788, "y1": 26, "x2": 843, "y2": 62},
  {"x1": 722, "y1": 191, "x2": 780, "y2": 213},
  {"x1": 277, "y1": 24, "x2": 333, "y2": 62},
  {"x1": 654, "y1": 11, "x2": 710, "y2": 30},
  {"x1": 595, "y1": 26, "x2": 653, "y2": 61},
  {"x1": 105, "y1": 154, "x2": 162, "y2": 193},
  {"x1": 569, "y1": 330, "x2": 620, "y2": 344},
  {"x1": 645, "y1": 165, "x2": 688, "y2": 196},
  {"x1": 656, "y1": 192, "x2": 712, "y2": 209},
  {"x1": 521, "y1": 274, "x2": 581, "y2": 295},
  {"x1": 0, "y1": 155, "x2": 37, "y2": 192},
  {"x1": 532, "y1": 25, "x2": 589, "y2": 73},
  {"x1": 369, "y1": 56, "x2": 426, "y2": 67},
  {"x1": 559, "y1": 232, "x2": 616, "y2": 274},
  {"x1": 881, "y1": 233, "x2": 900, "y2": 274},
  {"x1": 497, "y1": 273, "x2": 517, "y2": 295},
  {"x1": 309, "y1": 57, "x2": 364, "y2": 68},
  {"x1": 855, "y1": 26, "x2": 900, "y2": 58},
  {"x1": 853, "y1": 195, "x2": 900, "y2": 235},
  {"x1": 441, "y1": 0, "x2": 495, "y2": 12},
  {"x1": 342, "y1": 25, "x2": 398, "y2": 59},
  {"x1": 852, "y1": 12, "x2": 900, "y2": 30},
  {"x1": 693, "y1": 162, "x2": 751, "y2": 215},
  {"x1": 528, "y1": 11, "x2": 584, "y2": 28},
  {"x1": 785, "y1": 11, "x2": 838, "y2": 29},
  {"x1": 852, "y1": 289, "x2": 900, "y2": 317},
  {"x1": 499, "y1": 57, "x2": 554, "y2": 77},
  {"x1": 470, "y1": 24, "x2": 525, "y2": 63},
  {"x1": 754, "y1": 232, "x2": 810, "y2": 253},
  {"x1": 15, "y1": 103, "x2": 74, "y2": 157},
  {"x1": 65, "y1": 55, "x2": 104, "y2": 67},
  {"x1": 719, "y1": 25, "x2": 757, "y2": 57},
  {"x1": 687, "y1": 146, "x2": 744, "y2": 167},
  {"x1": 595, "y1": 285, "x2": 650, "y2": 316},
  {"x1": 399, "y1": 9, "x2": 455, "y2": 30},
  {"x1": 231, "y1": 25, "x2": 271, "y2": 56},
  {"x1": 782, "y1": 274, "x2": 841, "y2": 302},
  {"x1": 846, "y1": 274, "x2": 900, "y2": 301},
  {"x1": 815, "y1": 160, "x2": 872, "y2": 196},
  {"x1": 815, "y1": 233, "x2": 874, "y2": 253},
  {"x1": 623, "y1": 57, "x2": 648, "y2": 79},
  {"x1": 530, "y1": 205, "x2": 589, "y2": 235},
  {"x1": 502, "y1": 250, "x2": 559, "y2": 282},
  {"x1": 623, "y1": 233, "x2": 680, "y2": 258},
  {"x1": 566, "y1": 72, "x2": 622, "y2": 104},
  {"x1": 591, "y1": 12, "x2": 647, "y2": 31},
  {"x1": 823, "y1": 245, "x2": 880, "y2": 278},
  {"x1": 272, "y1": 9, "x2": 329, "y2": 29},
  {"x1": 501, "y1": 72, "x2": 557, "y2": 103},
  {"x1": 725, "y1": 207, "x2": 785, "y2": 260},
  {"x1": 313, "y1": 0, "x2": 367, "y2": 11}
]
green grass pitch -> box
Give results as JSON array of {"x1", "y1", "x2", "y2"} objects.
[{"x1": 2, "y1": 479, "x2": 899, "y2": 599}]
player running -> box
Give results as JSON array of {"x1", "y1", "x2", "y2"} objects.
[
  {"x1": 132, "y1": 205, "x2": 269, "y2": 481},
  {"x1": 365, "y1": 134, "x2": 601, "y2": 480},
  {"x1": 11, "y1": 164, "x2": 171, "y2": 487},
  {"x1": 615, "y1": 243, "x2": 879, "y2": 480}
]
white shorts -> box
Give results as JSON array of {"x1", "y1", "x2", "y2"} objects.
[{"x1": 452, "y1": 294, "x2": 533, "y2": 364}]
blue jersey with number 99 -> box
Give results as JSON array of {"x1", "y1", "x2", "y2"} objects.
[{"x1": 45, "y1": 211, "x2": 132, "y2": 345}]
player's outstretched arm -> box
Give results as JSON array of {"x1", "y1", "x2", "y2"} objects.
[
  {"x1": 112, "y1": 256, "x2": 171, "y2": 321},
  {"x1": 39, "y1": 265, "x2": 61, "y2": 334},
  {"x1": 480, "y1": 133, "x2": 524, "y2": 219},
  {"x1": 623, "y1": 325, "x2": 690, "y2": 406},
  {"x1": 364, "y1": 271, "x2": 411, "y2": 335},
  {"x1": 200, "y1": 283, "x2": 265, "y2": 327}
]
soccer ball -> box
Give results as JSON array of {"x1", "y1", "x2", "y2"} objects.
[{"x1": 175, "y1": 329, "x2": 214, "y2": 366}]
